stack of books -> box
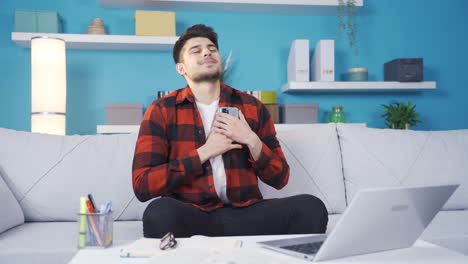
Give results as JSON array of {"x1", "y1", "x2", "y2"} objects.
[
  {"x1": 156, "y1": 90, "x2": 279, "y2": 123},
  {"x1": 156, "y1": 90, "x2": 175, "y2": 99}
]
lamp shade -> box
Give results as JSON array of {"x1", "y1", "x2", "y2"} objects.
[{"x1": 31, "y1": 37, "x2": 66, "y2": 135}]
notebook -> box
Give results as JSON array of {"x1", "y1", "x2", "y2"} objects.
[{"x1": 120, "y1": 235, "x2": 242, "y2": 258}]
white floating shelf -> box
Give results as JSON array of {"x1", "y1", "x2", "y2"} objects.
[
  {"x1": 97, "y1": 125, "x2": 140, "y2": 134},
  {"x1": 99, "y1": 0, "x2": 363, "y2": 14},
  {"x1": 282, "y1": 81, "x2": 437, "y2": 92},
  {"x1": 12, "y1": 32, "x2": 179, "y2": 50}
]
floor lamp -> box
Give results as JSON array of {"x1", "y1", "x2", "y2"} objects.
[{"x1": 31, "y1": 37, "x2": 67, "y2": 135}]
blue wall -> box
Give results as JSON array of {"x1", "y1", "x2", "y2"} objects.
[{"x1": 1, "y1": 0, "x2": 467, "y2": 135}]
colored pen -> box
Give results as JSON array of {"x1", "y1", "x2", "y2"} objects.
[
  {"x1": 86, "y1": 200, "x2": 95, "y2": 213},
  {"x1": 86, "y1": 199, "x2": 103, "y2": 246},
  {"x1": 104, "y1": 201, "x2": 112, "y2": 214},
  {"x1": 88, "y1": 194, "x2": 98, "y2": 212}
]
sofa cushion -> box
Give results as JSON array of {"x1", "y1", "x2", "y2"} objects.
[
  {"x1": 0, "y1": 221, "x2": 143, "y2": 264},
  {"x1": 337, "y1": 124, "x2": 468, "y2": 210},
  {"x1": 0, "y1": 174, "x2": 24, "y2": 233},
  {"x1": 258, "y1": 124, "x2": 346, "y2": 214},
  {"x1": 0, "y1": 128, "x2": 141, "y2": 221}
]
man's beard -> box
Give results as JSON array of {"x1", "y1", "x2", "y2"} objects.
[{"x1": 191, "y1": 69, "x2": 222, "y2": 83}]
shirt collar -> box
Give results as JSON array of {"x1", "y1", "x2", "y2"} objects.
[{"x1": 175, "y1": 85, "x2": 196, "y2": 105}]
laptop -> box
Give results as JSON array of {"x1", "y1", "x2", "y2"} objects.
[{"x1": 258, "y1": 184, "x2": 459, "y2": 262}]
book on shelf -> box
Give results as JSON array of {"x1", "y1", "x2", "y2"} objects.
[
  {"x1": 156, "y1": 90, "x2": 175, "y2": 98},
  {"x1": 287, "y1": 39, "x2": 310, "y2": 82},
  {"x1": 244, "y1": 90, "x2": 278, "y2": 123},
  {"x1": 244, "y1": 90, "x2": 277, "y2": 105},
  {"x1": 311, "y1": 39, "x2": 335, "y2": 81}
]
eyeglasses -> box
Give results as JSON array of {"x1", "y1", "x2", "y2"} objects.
[{"x1": 159, "y1": 232, "x2": 177, "y2": 250}]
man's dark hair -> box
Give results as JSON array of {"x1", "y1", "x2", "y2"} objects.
[{"x1": 173, "y1": 24, "x2": 219, "y2": 63}]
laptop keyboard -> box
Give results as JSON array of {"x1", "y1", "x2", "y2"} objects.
[{"x1": 280, "y1": 241, "x2": 324, "y2": 255}]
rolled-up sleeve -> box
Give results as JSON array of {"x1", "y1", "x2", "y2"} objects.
[{"x1": 249, "y1": 103, "x2": 289, "y2": 189}]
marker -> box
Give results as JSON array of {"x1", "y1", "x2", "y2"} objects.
[{"x1": 79, "y1": 197, "x2": 87, "y2": 248}]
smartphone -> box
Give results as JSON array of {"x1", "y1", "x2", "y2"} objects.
[{"x1": 218, "y1": 107, "x2": 239, "y2": 118}]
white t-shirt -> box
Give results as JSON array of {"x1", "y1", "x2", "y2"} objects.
[{"x1": 195, "y1": 99, "x2": 230, "y2": 204}]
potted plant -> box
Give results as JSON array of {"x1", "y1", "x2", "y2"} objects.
[
  {"x1": 338, "y1": 0, "x2": 358, "y2": 55},
  {"x1": 381, "y1": 101, "x2": 421, "y2": 129},
  {"x1": 338, "y1": 0, "x2": 368, "y2": 81}
]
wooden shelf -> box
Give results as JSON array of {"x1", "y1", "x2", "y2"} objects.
[
  {"x1": 97, "y1": 125, "x2": 140, "y2": 134},
  {"x1": 282, "y1": 81, "x2": 437, "y2": 92},
  {"x1": 99, "y1": 0, "x2": 363, "y2": 14},
  {"x1": 12, "y1": 32, "x2": 179, "y2": 50}
]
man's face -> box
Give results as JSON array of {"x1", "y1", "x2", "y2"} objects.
[{"x1": 177, "y1": 37, "x2": 222, "y2": 83}]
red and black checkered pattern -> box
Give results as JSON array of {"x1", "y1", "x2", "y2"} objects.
[{"x1": 132, "y1": 83, "x2": 289, "y2": 211}]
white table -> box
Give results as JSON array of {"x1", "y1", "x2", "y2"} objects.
[{"x1": 68, "y1": 235, "x2": 468, "y2": 264}]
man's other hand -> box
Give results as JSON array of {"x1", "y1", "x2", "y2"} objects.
[
  {"x1": 213, "y1": 111, "x2": 262, "y2": 161},
  {"x1": 197, "y1": 131, "x2": 242, "y2": 163}
]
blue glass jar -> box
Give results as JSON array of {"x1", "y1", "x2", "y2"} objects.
[
  {"x1": 347, "y1": 67, "x2": 368, "y2": 81},
  {"x1": 329, "y1": 106, "x2": 346, "y2": 123}
]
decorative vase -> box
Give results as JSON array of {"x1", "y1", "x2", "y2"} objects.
[{"x1": 87, "y1": 18, "x2": 106, "y2": 35}]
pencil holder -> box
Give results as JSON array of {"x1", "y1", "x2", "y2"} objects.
[{"x1": 78, "y1": 211, "x2": 113, "y2": 248}]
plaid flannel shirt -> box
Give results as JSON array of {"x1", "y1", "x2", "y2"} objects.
[{"x1": 132, "y1": 83, "x2": 289, "y2": 211}]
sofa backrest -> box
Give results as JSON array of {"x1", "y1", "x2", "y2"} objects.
[
  {"x1": 0, "y1": 128, "x2": 144, "y2": 222},
  {"x1": 4, "y1": 123, "x2": 465, "y2": 222},
  {"x1": 0, "y1": 124, "x2": 347, "y2": 222},
  {"x1": 337, "y1": 124, "x2": 468, "y2": 210},
  {"x1": 259, "y1": 124, "x2": 347, "y2": 214}
]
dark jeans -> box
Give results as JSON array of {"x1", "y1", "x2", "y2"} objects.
[{"x1": 142, "y1": 194, "x2": 328, "y2": 238}]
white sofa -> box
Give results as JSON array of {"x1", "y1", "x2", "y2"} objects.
[{"x1": 0, "y1": 124, "x2": 467, "y2": 263}]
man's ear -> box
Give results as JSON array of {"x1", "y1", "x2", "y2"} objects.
[{"x1": 176, "y1": 63, "x2": 186, "y2": 76}]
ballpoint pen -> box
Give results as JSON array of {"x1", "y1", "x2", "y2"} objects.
[
  {"x1": 86, "y1": 200, "x2": 103, "y2": 246},
  {"x1": 104, "y1": 201, "x2": 112, "y2": 214}
]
